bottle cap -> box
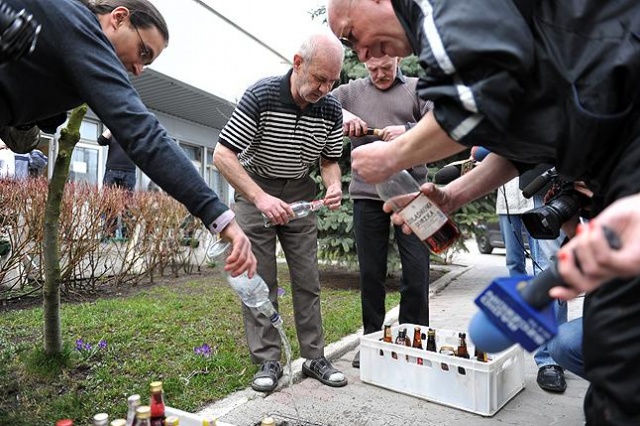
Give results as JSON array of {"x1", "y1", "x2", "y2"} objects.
[
  {"x1": 110, "y1": 420, "x2": 127, "y2": 426},
  {"x1": 164, "y1": 415, "x2": 180, "y2": 425},
  {"x1": 56, "y1": 420, "x2": 74, "y2": 426},
  {"x1": 149, "y1": 381, "x2": 163, "y2": 392},
  {"x1": 93, "y1": 412, "x2": 109, "y2": 423},
  {"x1": 135, "y1": 406, "x2": 151, "y2": 419},
  {"x1": 202, "y1": 417, "x2": 218, "y2": 426},
  {"x1": 261, "y1": 417, "x2": 276, "y2": 426}
]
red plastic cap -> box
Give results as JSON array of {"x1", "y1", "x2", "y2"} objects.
[{"x1": 56, "y1": 419, "x2": 74, "y2": 426}]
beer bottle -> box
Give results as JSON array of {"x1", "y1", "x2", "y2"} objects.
[
  {"x1": 376, "y1": 170, "x2": 460, "y2": 253},
  {"x1": 412, "y1": 326, "x2": 424, "y2": 365},
  {"x1": 149, "y1": 381, "x2": 166, "y2": 426},
  {"x1": 474, "y1": 347, "x2": 488, "y2": 363},
  {"x1": 135, "y1": 406, "x2": 152, "y2": 426},
  {"x1": 93, "y1": 413, "x2": 109, "y2": 426},
  {"x1": 126, "y1": 394, "x2": 141, "y2": 426},
  {"x1": 381, "y1": 323, "x2": 393, "y2": 356},
  {"x1": 395, "y1": 327, "x2": 411, "y2": 360},
  {"x1": 426, "y1": 328, "x2": 437, "y2": 352},
  {"x1": 457, "y1": 332, "x2": 470, "y2": 359}
]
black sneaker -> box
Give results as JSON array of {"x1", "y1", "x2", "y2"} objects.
[
  {"x1": 536, "y1": 365, "x2": 567, "y2": 393},
  {"x1": 0, "y1": 125, "x2": 40, "y2": 154}
]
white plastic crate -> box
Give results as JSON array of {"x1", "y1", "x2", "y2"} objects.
[
  {"x1": 165, "y1": 406, "x2": 235, "y2": 426},
  {"x1": 359, "y1": 324, "x2": 525, "y2": 416}
]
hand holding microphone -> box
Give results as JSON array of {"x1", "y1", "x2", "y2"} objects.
[{"x1": 469, "y1": 226, "x2": 622, "y2": 353}]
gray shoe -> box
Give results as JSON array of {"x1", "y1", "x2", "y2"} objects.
[
  {"x1": 0, "y1": 125, "x2": 40, "y2": 154},
  {"x1": 352, "y1": 350, "x2": 360, "y2": 369}
]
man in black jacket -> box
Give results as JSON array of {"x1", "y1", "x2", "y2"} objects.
[
  {"x1": 0, "y1": 0, "x2": 255, "y2": 275},
  {"x1": 327, "y1": 1, "x2": 640, "y2": 424}
]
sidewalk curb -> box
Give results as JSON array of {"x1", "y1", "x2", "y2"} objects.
[{"x1": 199, "y1": 263, "x2": 471, "y2": 419}]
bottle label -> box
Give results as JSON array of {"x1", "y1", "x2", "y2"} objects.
[{"x1": 397, "y1": 194, "x2": 447, "y2": 240}]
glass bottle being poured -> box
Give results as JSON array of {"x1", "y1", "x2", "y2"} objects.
[
  {"x1": 207, "y1": 239, "x2": 283, "y2": 328},
  {"x1": 262, "y1": 200, "x2": 325, "y2": 227}
]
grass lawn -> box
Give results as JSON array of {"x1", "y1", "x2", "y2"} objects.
[{"x1": 0, "y1": 264, "x2": 403, "y2": 425}]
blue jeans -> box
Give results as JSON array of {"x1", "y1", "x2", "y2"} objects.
[
  {"x1": 498, "y1": 214, "x2": 543, "y2": 276},
  {"x1": 546, "y1": 317, "x2": 584, "y2": 379}
]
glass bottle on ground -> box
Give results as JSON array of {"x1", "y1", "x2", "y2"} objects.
[
  {"x1": 149, "y1": 381, "x2": 166, "y2": 426},
  {"x1": 376, "y1": 170, "x2": 460, "y2": 253},
  {"x1": 134, "y1": 406, "x2": 152, "y2": 426},
  {"x1": 126, "y1": 394, "x2": 141, "y2": 426},
  {"x1": 93, "y1": 412, "x2": 109, "y2": 426},
  {"x1": 206, "y1": 239, "x2": 283, "y2": 328},
  {"x1": 263, "y1": 200, "x2": 324, "y2": 227}
]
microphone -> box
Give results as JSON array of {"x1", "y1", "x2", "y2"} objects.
[
  {"x1": 521, "y1": 167, "x2": 557, "y2": 199},
  {"x1": 433, "y1": 159, "x2": 476, "y2": 185},
  {"x1": 469, "y1": 226, "x2": 622, "y2": 353}
]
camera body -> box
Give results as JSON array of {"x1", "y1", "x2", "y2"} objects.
[{"x1": 521, "y1": 171, "x2": 590, "y2": 239}]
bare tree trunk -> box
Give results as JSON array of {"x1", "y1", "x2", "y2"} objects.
[{"x1": 43, "y1": 105, "x2": 87, "y2": 355}]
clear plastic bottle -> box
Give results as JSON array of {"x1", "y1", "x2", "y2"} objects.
[
  {"x1": 207, "y1": 240, "x2": 283, "y2": 328},
  {"x1": 126, "y1": 394, "x2": 141, "y2": 426},
  {"x1": 376, "y1": 170, "x2": 460, "y2": 253},
  {"x1": 262, "y1": 200, "x2": 324, "y2": 227}
]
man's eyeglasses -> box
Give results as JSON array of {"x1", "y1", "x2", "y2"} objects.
[
  {"x1": 339, "y1": 0, "x2": 354, "y2": 49},
  {"x1": 131, "y1": 19, "x2": 150, "y2": 63}
]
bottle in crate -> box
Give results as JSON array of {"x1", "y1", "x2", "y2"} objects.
[
  {"x1": 425, "y1": 328, "x2": 437, "y2": 352},
  {"x1": 457, "y1": 332, "x2": 470, "y2": 359},
  {"x1": 376, "y1": 170, "x2": 460, "y2": 253},
  {"x1": 149, "y1": 381, "x2": 166, "y2": 426},
  {"x1": 395, "y1": 326, "x2": 411, "y2": 360},
  {"x1": 412, "y1": 326, "x2": 424, "y2": 365},
  {"x1": 380, "y1": 323, "x2": 393, "y2": 356},
  {"x1": 474, "y1": 346, "x2": 488, "y2": 363},
  {"x1": 111, "y1": 420, "x2": 127, "y2": 426}
]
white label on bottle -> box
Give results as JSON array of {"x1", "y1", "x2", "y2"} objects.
[{"x1": 397, "y1": 194, "x2": 447, "y2": 240}]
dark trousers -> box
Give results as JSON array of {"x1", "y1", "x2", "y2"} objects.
[
  {"x1": 234, "y1": 174, "x2": 324, "y2": 364},
  {"x1": 353, "y1": 199, "x2": 430, "y2": 335}
]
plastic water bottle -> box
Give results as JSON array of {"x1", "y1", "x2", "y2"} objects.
[
  {"x1": 262, "y1": 200, "x2": 324, "y2": 227},
  {"x1": 207, "y1": 240, "x2": 283, "y2": 328}
]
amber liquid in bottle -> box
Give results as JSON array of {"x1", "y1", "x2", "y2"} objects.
[
  {"x1": 457, "y1": 332, "x2": 470, "y2": 359},
  {"x1": 397, "y1": 193, "x2": 461, "y2": 254},
  {"x1": 412, "y1": 326, "x2": 424, "y2": 365}
]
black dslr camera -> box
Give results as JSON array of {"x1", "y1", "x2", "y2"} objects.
[
  {"x1": 0, "y1": 0, "x2": 40, "y2": 64},
  {"x1": 521, "y1": 167, "x2": 591, "y2": 239}
]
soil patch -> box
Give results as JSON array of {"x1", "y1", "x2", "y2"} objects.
[{"x1": 0, "y1": 264, "x2": 447, "y2": 312}]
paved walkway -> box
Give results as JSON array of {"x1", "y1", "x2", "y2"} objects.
[{"x1": 196, "y1": 241, "x2": 587, "y2": 426}]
